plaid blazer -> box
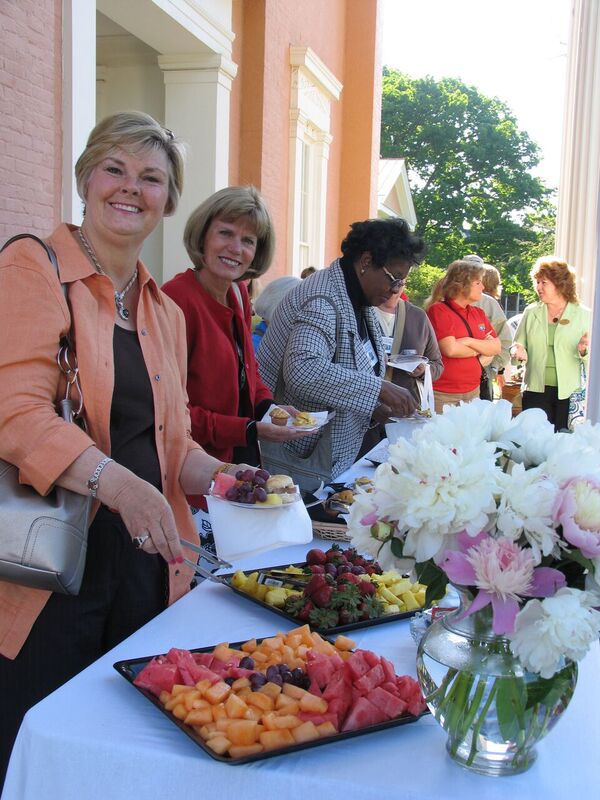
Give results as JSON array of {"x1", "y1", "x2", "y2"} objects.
[{"x1": 257, "y1": 260, "x2": 384, "y2": 478}]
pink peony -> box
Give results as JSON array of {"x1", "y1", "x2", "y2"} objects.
[
  {"x1": 439, "y1": 532, "x2": 566, "y2": 635},
  {"x1": 554, "y1": 478, "x2": 600, "y2": 559}
]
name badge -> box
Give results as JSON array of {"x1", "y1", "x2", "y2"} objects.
[
  {"x1": 381, "y1": 336, "x2": 393, "y2": 355},
  {"x1": 362, "y1": 338, "x2": 378, "y2": 367}
]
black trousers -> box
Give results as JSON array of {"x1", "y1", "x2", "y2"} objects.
[
  {"x1": 521, "y1": 386, "x2": 569, "y2": 432},
  {"x1": 0, "y1": 506, "x2": 166, "y2": 791}
]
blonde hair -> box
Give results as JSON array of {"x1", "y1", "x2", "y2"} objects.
[
  {"x1": 75, "y1": 111, "x2": 185, "y2": 216},
  {"x1": 531, "y1": 256, "x2": 579, "y2": 304},
  {"x1": 482, "y1": 264, "x2": 502, "y2": 299},
  {"x1": 424, "y1": 260, "x2": 484, "y2": 309},
  {"x1": 184, "y1": 186, "x2": 275, "y2": 280}
]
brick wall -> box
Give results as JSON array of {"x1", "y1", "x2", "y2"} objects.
[{"x1": 0, "y1": 0, "x2": 62, "y2": 242}]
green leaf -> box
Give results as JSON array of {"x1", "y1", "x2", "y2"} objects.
[
  {"x1": 495, "y1": 676, "x2": 527, "y2": 741},
  {"x1": 415, "y1": 560, "x2": 448, "y2": 606},
  {"x1": 390, "y1": 537, "x2": 405, "y2": 558}
]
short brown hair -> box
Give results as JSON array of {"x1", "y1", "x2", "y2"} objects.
[
  {"x1": 531, "y1": 256, "x2": 579, "y2": 304},
  {"x1": 184, "y1": 186, "x2": 275, "y2": 280},
  {"x1": 482, "y1": 264, "x2": 502, "y2": 299},
  {"x1": 75, "y1": 111, "x2": 185, "y2": 216},
  {"x1": 425, "y1": 260, "x2": 484, "y2": 308}
]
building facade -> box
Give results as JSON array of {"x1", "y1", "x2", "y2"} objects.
[{"x1": 0, "y1": 0, "x2": 382, "y2": 283}]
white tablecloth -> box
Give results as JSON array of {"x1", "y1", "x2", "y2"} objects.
[{"x1": 3, "y1": 453, "x2": 599, "y2": 798}]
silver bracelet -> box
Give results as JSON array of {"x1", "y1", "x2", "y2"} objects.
[{"x1": 86, "y1": 457, "x2": 114, "y2": 498}]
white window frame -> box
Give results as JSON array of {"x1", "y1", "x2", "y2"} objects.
[{"x1": 288, "y1": 47, "x2": 341, "y2": 275}]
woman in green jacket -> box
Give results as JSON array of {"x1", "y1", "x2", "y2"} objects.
[{"x1": 511, "y1": 256, "x2": 589, "y2": 430}]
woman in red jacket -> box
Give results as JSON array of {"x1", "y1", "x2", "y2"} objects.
[
  {"x1": 162, "y1": 187, "x2": 307, "y2": 505},
  {"x1": 425, "y1": 259, "x2": 500, "y2": 414}
]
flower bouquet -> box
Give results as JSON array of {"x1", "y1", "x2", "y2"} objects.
[{"x1": 347, "y1": 399, "x2": 600, "y2": 775}]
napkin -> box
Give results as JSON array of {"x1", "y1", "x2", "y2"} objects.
[{"x1": 206, "y1": 495, "x2": 313, "y2": 562}]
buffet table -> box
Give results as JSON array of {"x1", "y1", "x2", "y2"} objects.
[{"x1": 3, "y1": 453, "x2": 599, "y2": 799}]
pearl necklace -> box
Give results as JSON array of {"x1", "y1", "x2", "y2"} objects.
[{"x1": 77, "y1": 229, "x2": 138, "y2": 320}]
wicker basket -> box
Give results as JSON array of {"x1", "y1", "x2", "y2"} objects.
[{"x1": 311, "y1": 520, "x2": 351, "y2": 542}]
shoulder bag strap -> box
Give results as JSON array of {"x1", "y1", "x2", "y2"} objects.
[
  {"x1": 1, "y1": 233, "x2": 83, "y2": 421},
  {"x1": 384, "y1": 300, "x2": 407, "y2": 381}
]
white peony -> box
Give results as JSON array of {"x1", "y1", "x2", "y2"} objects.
[
  {"x1": 509, "y1": 588, "x2": 600, "y2": 678},
  {"x1": 495, "y1": 464, "x2": 561, "y2": 562},
  {"x1": 416, "y1": 398, "x2": 513, "y2": 451},
  {"x1": 543, "y1": 430, "x2": 600, "y2": 485},
  {"x1": 368, "y1": 436, "x2": 499, "y2": 562},
  {"x1": 498, "y1": 408, "x2": 556, "y2": 467}
]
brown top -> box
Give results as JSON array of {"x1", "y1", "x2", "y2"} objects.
[{"x1": 0, "y1": 224, "x2": 202, "y2": 658}]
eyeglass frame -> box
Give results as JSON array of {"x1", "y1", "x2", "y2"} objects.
[{"x1": 381, "y1": 265, "x2": 408, "y2": 292}]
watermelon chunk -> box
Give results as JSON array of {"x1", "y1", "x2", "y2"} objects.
[
  {"x1": 380, "y1": 657, "x2": 397, "y2": 684},
  {"x1": 133, "y1": 658, "x2": 181, "y2": 696},
  {"x1": 395, "y1": 675, "x2": 427, "y2": 717},
  {"x1": 341, "y1": 696, "x2": 387, "y2": 732},
  {"x1": 306, "y1": 650, "x2": 342, "y2": 689},
  {"x1": 166, "y1": 648, "x2": 220, "y2": 685},
  {"x1": 362, "y1": 649, "x2": 380, "y2": 668},
  {"x1": 354, "y1": 663, "x2": 385, "y2": 695},
  {"x1": 367, "y1": 686, "x2": 407, "y2": 719},
  {"x1": 298, "y1": 711, "x2": 339, "y2": 729},
  {"x1": 192, "y1": 652, "x2": 214, "y2": 668},
  {"x1": 346, "y1": 650, "x2": 371, "y2": 680},
  {"x1": 211, "y1": 471, "x2": 237, "y2": 498}
]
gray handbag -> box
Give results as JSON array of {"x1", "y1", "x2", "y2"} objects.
[{"x1": 0, "y1": 235, "x2": 91, "y2": 594}]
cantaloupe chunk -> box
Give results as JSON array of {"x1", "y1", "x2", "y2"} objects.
[
  {"x1": 163, "y1": 694, "x2": 181, "y2": 711},
  {"x1": 205, "y1": 735, "x2": 231, "y2": 755},
  {"x1": 159, "y1": 690, "x2": 170, "y2": 705},
  {"x1": 237, "y1": 687, "x2": 252, "y2": 698},
  {"x1": 262, "y1": 636, "x2": 285, "y2": 650},
  {"x1": 299, "y1": 693, "x2": 328, "y2": 713},
  {"x1": 211, "y1": 642, "x2": 232, "y2": 662},
  {"x1": 195, "y1": 679, "x2": 212, "y2": 694},
  {"x1": 246, "y1": 691, "x2": 274, "y2": 712},
  {"x1": 171, "y1": 703, "x2": 187, "y2": 720},
  {"x1": 197, "y1": 723, "x2": 217, "y2": 739},
  {"x1": 310, "y1": 632, "x2": 337, "y2": 656},
  {"x1": 183, "y1": 690, "x2": 202, "y2": 711},
  {"x1": 269, "y1": 714, "x2": 302, "y2": 730},
  {"x1": 216, "y1": 718, "x2": 233, "y2": 732},
  {"x1": 241, "y1": 638, "x2": 257, "y2": 653},
  {"x1": 259, "y1": 681, "x2": 282, "y2": 699},
  {"x1": 259, "y1": 729, "x2": 295, "y2": 751},
  {"x1": 285, "y1": 633, "x2": 303, "y2": 649},
  {"x1": 231, "y1": 677, "x2": 250, "y2": 691},
  {"x1": 275, "y1": 694, "x2": 300, "y2": 713},
  {"x1": 291, "y1": 721, "x2": 320, "y2": 743},
  {"x1": 287, "y1": 624, "x2": 314, "y2": 647},
  {"x1": 316, "y1": 721, "x2": 337, "y2": 737},
  {"x1": 191, "y1": 696, "x2": 211, "y2": 710},
  {"x1": 250, "y1": 650, "x2": 268, "y2": 663},
  {"x1": 282, "y1": 683, "x2": 307, "y2": 700},
  {"x1": 225, "y1": 693, "x2": 248, "y2": 719},
  {"x1": 211, "y1": 703, "x2": 227, "y2": 722},
  {"x1": 333, "y1": 634, "x2": 356, "y2": 652},
  {"x1": 229, "y1": 743, "x2": 264, "y2": 759},
  {"x1": 184, "y1": 707, "x2": 213, "y2": 726},
  {"x1": 204, "y1": 680, "x2": 231, "y2": 705},
  {"x1": 243, "y1": 706, "x2": 262, "y2": 721},
  {"x1": 227, "y1": 720, "x2": 261, "y2": 746}
]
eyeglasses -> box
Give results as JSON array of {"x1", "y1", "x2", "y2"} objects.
[{"x1": 382, "y1": 266, "x2": 407, "y2": 292}]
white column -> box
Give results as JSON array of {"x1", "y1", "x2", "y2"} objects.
[
  {"x1": 158, "y1": 54, "x2": 237, "y2": 282},
  {"x1": 556, "y1": 0, "x2": 600, "y2": 309},
  {"x1": 312, "y1": 130, "x2": 333, "y2": 269},
  {"x1": 62, "y1": 0, "x2": 96, "y2": 223}
]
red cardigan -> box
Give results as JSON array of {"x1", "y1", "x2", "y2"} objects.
[{"x1": 162, "y1": 269, "x2": 272, "y2": 465}]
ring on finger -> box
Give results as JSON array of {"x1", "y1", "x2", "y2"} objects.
[{"x1": 134, "y1": 533, "x2": 150, "y2": 549}]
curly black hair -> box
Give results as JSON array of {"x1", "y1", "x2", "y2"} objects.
[{"x1": 339, "y1": 218, "x2": 425, "y2": 269}]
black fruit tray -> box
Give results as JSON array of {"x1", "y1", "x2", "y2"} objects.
[
  {"x1": 219, "y1": 561, "x2": 424, "y2": 635},
  {"x1": 114, "y1": 637, "x2": 426, "y2": 765}
]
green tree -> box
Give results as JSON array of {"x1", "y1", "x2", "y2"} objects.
[
  {"x1": 381, "y1": 69, "x2": 554, "y2": 282},
  {"x1": 406, "y1": 263, "x2": 445, "y2": 308}
]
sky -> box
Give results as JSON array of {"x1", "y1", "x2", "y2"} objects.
[{"x1": 381, "y1": 0, "x2": 572, "y2": 189}]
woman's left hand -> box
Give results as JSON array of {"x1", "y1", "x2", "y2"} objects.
[{"x1": 578, "y1": 332, "x2": 589, "y2": 355}]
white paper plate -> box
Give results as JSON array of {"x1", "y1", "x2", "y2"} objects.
[{"x1": 261, "y1": 405, "x2": 331, "y2": 431}]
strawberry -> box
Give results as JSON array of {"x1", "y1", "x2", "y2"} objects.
[
  {"x1": 296, "y1": 600, "x2": 314, "y2": 621},
  {"x1": 304, "y1": 574, "x2": 328, "y2": 598},
  {"x1": 306, "y1": 548, "x2": 327, "y2": 565},
  {"x1": 337, "y1": 572, "x2": 360, "y2": 585},
  {"x1": 358, "y1": 580, "x2": 376, "y2": 596},
  {"x1": 311, "y1": 585, "x2": 334, "y2": 608}
]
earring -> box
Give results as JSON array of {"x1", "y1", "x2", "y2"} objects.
[{"x1": 360, "y1": 268, "x2": 365, "y2": 275}]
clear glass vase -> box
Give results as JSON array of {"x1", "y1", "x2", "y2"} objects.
[{"x1": 416, "y1": 587, "x2": 578, "y2": 776}]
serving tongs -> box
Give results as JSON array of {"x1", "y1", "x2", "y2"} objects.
[{"x1": 180, "y1": 537, "x2": 232, "y2": 585}]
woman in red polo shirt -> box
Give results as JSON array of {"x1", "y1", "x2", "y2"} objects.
[{"x1": 425, "y1": 260, "x2": 500, "y2": 414}]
